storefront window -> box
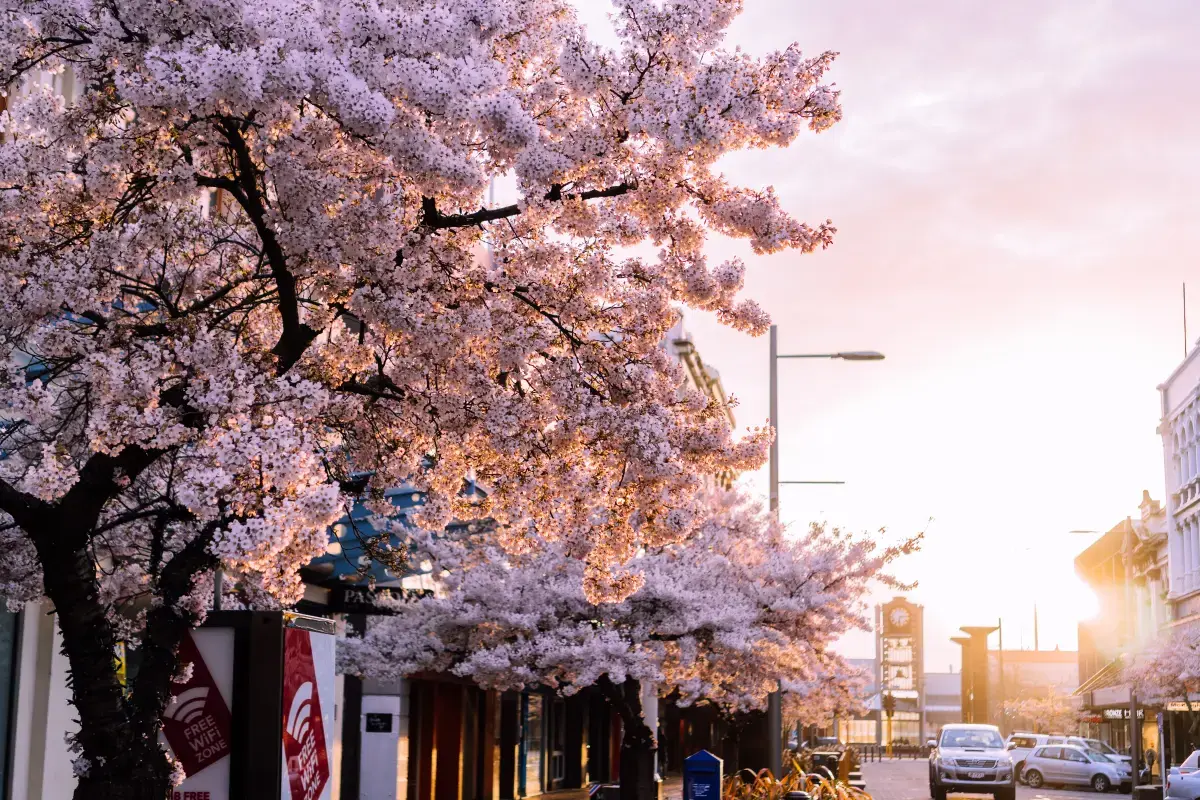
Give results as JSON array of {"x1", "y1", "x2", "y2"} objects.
[
  {"x1": 888, "y1": 711, "x2": 920, "y2": 745},
  {"x1": 0, "y1": 608, "x2": 18, "y2": 799},
  {"x1": 844, "y1": 719, "x2": 878, "y2": 744}
]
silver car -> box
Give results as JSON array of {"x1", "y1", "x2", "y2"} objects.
[
  {"x1": 1022, "y1": 744, "x2": 1132, "y2": 793},
  {"x1": 929, "y1": 724, "x2": 1016, "y2": 800}
]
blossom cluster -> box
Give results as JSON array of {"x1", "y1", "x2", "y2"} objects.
[
  {"x1": 340, "y1": 489, "x2": 915, "y2": 715},
  {"x1": 1126, "y1": 627, "x2": 1200, "y2": 707},
  {"x1": 0, "y1": 0, "x2": 843, "y2": 621}
]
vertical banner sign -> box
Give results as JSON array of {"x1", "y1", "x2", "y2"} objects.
[
  {"x1": 161, "y1": 629, "x2": 235, "y2": 800},
  {"x1": 282, "y1": 628, "x2": 331, "y2": 800}
]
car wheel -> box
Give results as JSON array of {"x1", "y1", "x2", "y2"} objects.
[
  {"x1": 1092, "y1": 775, "x2": 1112, "y2": 793},
  {"x1": 1025, "y1": 769, "x2": 1045, "y2": 789}
]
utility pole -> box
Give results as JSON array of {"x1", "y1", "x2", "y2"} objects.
[
  {"x1": 766, "y1": 326, "x2": 883, "y2": 777},
  {"x1": 997, "y1": 619, "x2": 1004, "y2": 731},
  {"x1": 1131, "y1": 693, "x2": 1142, "y2": 788},
  {"x1": 767, "y1": 326, "x2": 782, "y2": 778},
  {"x1": 884, "y1": 692, "x2": 896, "y2": 758}
]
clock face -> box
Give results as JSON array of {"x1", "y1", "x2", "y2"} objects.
[{"x1": 889, "y1": 607, "x2": 910, "y2": 627}]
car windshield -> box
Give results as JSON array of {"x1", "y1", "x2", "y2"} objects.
[
  {"x1": 1087, "y1": 740, "x2": 1118, "y2": 755},
  {"x1": 1087, "y1": 751, "x2": 1112, "y2": 763},
  {"x1": 941, "y1": 729, "x2": 1005, "y2": 748},
  {"x1": 1182, "y1": 751, "x2": 1200, "y2": 771}
]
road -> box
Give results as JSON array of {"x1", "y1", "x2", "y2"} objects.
[{"x1": 862, "y1": 759, "x2": 1107, "y2": 800}]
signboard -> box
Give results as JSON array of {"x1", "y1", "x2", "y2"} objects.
[
  {"x1": 365, "y1": 713, "x2": 393, "y2": 733},
  {"x1": 1103, "y1": 708, "x2": 1145, "y2": 720},
  {"x1": 114, "y1": 641, "x2": 128, "y2": 695},
  {"x1": 281, "y1": 626, "x2": 334, "y2": 800},
  {"x1": 328, "y1": 586, "x2": 433, "y2": 614},
  {"x1": 161, "y1": 628, "x2": 235, "y2": 800}
]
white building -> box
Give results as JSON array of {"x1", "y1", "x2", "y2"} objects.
[{"x1": 1159, "y1": 347, "x2": 1200, "y2": 623}]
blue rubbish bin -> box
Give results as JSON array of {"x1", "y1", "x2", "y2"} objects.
[{"x1": 684, "y1": 750, "x2": 724, "y2": 800}]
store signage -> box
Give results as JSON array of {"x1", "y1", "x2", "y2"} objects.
[
  {"x1": 328, "y1": 585, "x2": 433, "y2": 614},
  {"x1": 365, "y1": 713, "x2": 393, "y2": 733},
  {"x1": 1102, "y1": 708, "x2": 1145, "y2": 720},
  {"x1": 282, "y1": 627, "x2": 331, "y2": 800}
]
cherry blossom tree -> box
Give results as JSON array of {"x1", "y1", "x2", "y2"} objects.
[
  {"x1": 999, "y1": 695, "x2": 1078, "y2": 735},
  {"x1": 0, "y1": 0, "x2": 843, "y2": 795},
  {"x1": 340, "y1": 490, "x2": 914, "y2": 799},
  {"x1": 1127, "y1": 628, "x2": 1200, "y2": 735}
]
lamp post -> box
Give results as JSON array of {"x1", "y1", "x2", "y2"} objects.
[{"x1": 767, "y1": 325, "x2": 885, "y2": 778}]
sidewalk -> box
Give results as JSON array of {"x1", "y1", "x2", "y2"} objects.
[{"x1": 540, "y1": 776, "x2": 684, "y2": 800}]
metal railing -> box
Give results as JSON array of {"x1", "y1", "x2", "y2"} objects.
[{"x1": 856, "y1": 744, "x2": 932, "y2": 762}]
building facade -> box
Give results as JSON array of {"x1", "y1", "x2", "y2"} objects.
[
  {"x1": 1161, "y1": 347, "x2": 1200, "y2": 622},
  {"x1": 1073, "y1": 492, "x2": 1170, "y2": 753}
]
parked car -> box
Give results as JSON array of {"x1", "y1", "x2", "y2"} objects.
[
  {"x1": 1067, "y1": 737, "x2": 1134, "y2": 769},
  {"x1": 1021, "y1": 744, "x2": 1132, "y2": 793},
  {"x1": 929, "y1": 723, "x2": 1016, "y2": 800},
  {"x1": 1005, "y1": 733, "x2": 1070, "y2": 781},
  {"x1": 1167, "y1": 750, "x2": 1200, "y2": 800}
]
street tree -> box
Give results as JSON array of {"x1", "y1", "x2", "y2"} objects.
[
  {"x1": 0, "y1": 0, "x2": 842, "y2": 795},
  {"x1": 340, "y1": 489, "x2": 913, "y2": 799},
  {"x1": 1127, "y1": 628, "x2": 1200, "y2": 735},
  {"x1": 999, "y1": 695, "x2": 1078, "y2": 735}
]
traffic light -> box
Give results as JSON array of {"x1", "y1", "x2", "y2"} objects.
[{"x1": 883, "y1": 692, "x2": 896, "y2": 718}]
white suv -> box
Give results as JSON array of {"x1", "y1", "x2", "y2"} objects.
[
  {"x1": 1005, "y1": 733, "x2": 1068, "y2": 780},
  {"x1": 931, "y1": 724, "x2": 1016, "y2": 800}
]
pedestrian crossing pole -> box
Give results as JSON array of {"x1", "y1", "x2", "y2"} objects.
[{"x1": 884, "y1": 692, "x2": 895, "y2": 758}]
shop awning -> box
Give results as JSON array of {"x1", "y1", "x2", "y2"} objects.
[{"x1": 1073, "y1": 657, "x2": 1125, "y2": 696}]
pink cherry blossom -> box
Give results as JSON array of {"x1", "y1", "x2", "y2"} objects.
[
  {"x1": 0, "y1": 1, "x2": 844, "y2": 795},
  {"x1": 340, "y1": 488, "x2": 913, "y2": 717}
]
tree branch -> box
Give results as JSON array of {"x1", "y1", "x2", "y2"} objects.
[
  {"x1": 421, "y1": 183, "x2": 632, "y2": 231},
  {"x1": 213, "y1": 119, "x2": 319, "y2": 374}
]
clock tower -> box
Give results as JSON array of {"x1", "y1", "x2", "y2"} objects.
[{"x1": 877, "y1": 597, "x2": 925, "y2": 746}]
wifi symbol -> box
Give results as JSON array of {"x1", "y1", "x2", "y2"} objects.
[
  {"x1": 286, "y1": 682, "x2": 314, "y2": 745},
  {"x1": 165, "y1": 687, "x2": 210, "y2": 724}
]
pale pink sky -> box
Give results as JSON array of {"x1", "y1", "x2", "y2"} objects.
[{"x1": 572, "y1": 1, "x2": 1200, "y2": 670}]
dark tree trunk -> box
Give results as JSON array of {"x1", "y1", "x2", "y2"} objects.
[
  {"x1": 598, "y1": 676, "x2": 659, "y2": 800},
  {"x1": 25, "y1": 503, "x2": 215, "y2": 800},
  {"x1": 619, "y1": 725, "x2": 658, "y2": 800}
]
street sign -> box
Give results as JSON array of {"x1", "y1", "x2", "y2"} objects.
[
  {"x1": 365, "y1": 713, "x2": 393, "y2": 733},
  {"x1": 282, "y1": 626, "x2": 333, "y2": 800},
  {"x1": 161, "y1": 628, "x2": 235, "y2": 800}
]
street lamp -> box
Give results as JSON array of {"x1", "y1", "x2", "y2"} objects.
[
  {"x1": 776, "y1": 351, "x2": 886, "y2": 361},
  {"x1": 767, "y1": 325, "x2": 885, "y2": 777}
]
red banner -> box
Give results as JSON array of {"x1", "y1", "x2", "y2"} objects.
[
  {"x1": 161, "y1": 632, "x2": 233, "y2": 777},
  {"x1": 282, "y1": 628, "x2": 330, "y2": 800}
]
